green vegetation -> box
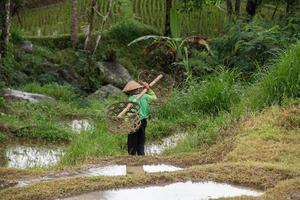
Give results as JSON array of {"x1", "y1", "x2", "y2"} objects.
[
  {"x1": 12, "y1": 0, "x2": 287, "y2": 37},
  {"x1": 248, "y1": 43, "x2": 300, "y2": 110},
  {"x1": 0, "y1": 1, "x2": 300, "y2": 198},
  {"x1": 20, "y1": 83, "x2": 80, "y2": 102}
]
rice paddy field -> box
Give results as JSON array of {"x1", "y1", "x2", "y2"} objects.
[{"x1": 12, "y1": 0, "x2": 285, "y2": 37}]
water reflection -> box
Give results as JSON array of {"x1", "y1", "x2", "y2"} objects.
[
  {"x1": 62, "y1": 181, "x2": 263, "y2": 200},
  {"x1": 15, "y1": 164, "x2": 182, "y2": 188},
  {"x1": 85, "y1": 164, "x2": 182, "y2": 176}
]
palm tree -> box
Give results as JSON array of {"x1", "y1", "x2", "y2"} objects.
[
  {"x1": 0, "y1": 0, "x2": 11, "y2": 57},
  {"x1": 71, "y1": 0, "x2": 78, "y2": 49}
]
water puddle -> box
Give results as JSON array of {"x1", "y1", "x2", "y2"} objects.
[
  {"x1": 143, "y1": 164, "x2": 181, "y2": 173},
  {"x1": 85, "y1": 164, "x2": 182, "y2": 176},
  {"x1": 70, "y1": 119, "x2": 92, "y2": 133},
  {"x1": 61, "y1": 181, "x2": 263, "y2": 200},
  {"x1": 15, "y1": 164, "x2": 182, "y2": 188},
  {"x1": 0, "y1": 140, "x2": 65, "y2": 169},
  {"x1": 85, "y1": 165, "x2": 127, "y2": 176},
  {"x1": 145, "y1": 133, "x2": 187, "y2": 155}
]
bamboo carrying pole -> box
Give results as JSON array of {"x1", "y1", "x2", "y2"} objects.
[{"x1": 117, "y1": 74, "x2": 163, "y2": 118}]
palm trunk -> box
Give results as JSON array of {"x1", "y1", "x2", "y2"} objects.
[
  {"x1": 0, "y1": 0, "x2": 11, "y2": 57},
  {"x1": 164, "y1": 0, "x2": 172, "y2": 36},
  {"x1": 84, "y1": 0, "x2": 96, "y2": 50},
  {"x1": 71, "y1": 0, "x2": 78, "y2": 49}
]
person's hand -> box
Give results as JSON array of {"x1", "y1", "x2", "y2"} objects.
[{"x1": 141, "y1": 82, "x2": 150, "y2": 90}]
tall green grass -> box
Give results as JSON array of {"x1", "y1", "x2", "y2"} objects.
[
  {"x1": 20, "y1": 82, "x2": 80, "y2": 102},
  {"x1": 248, "y1": 42, "x2": 300, "y2": 110},
  {"x1": 146, "y1": 70, "x2": 240, "y2": 143},
  {"x1": 60, "y1": 120, "x2": 126, "y2": 165},
  {"x1": 186, "y1": 70, "x2": 240, "y2": 115}
]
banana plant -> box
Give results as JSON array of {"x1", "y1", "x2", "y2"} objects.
[{"x1": 128, "y1": 35, "x2": 211, "y2": 81}]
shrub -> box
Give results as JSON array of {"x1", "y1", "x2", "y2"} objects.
[
  {"x1": 107, "y1": 20, "x2": 157, "y2": 45},
  {"x1": 212, "y1": 19, "x2": 300, "y2": 75}
]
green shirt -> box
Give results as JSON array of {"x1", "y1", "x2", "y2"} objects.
[{"x1": 129, "y1": 90, "x2": 157, "y2": 120}]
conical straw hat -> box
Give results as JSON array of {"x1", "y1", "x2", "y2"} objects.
[{"x1": 122, "y1": 80, "x2": 143, "y2": 92}]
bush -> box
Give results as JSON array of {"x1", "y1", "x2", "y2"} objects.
[
  {"x1": 108, "y1": 20, "x2": 157, "y2": 45},
  {"x1": 248, "y1": 42, "x2": 300, "y2": 110},
  {"x1": 212, "y1": 19, "x2": 300, "y2": 75}
]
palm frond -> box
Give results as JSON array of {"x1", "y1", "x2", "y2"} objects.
[{"x1": 128, "y1": 35, "x2": 172, "y2": 46}]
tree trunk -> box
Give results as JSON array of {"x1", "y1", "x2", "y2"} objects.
[
  {"x1": 246, "y1": 0, "x2": 257, "y2": 18},
  {"x1": 226, "y1": 0, "x2": 233, "y2": 17},
  {"x1": 235, "y1": 0, "x2": 241, "y2": 16},
  {"x1": 271, "y1": 5, "x2": 278, "y2": 20},
  {"x1": 84, "y1": 0, "x2": 96, "y2": 50},
  {"x1": 164, "y1": 0, "x2": 172, "y2": 36},
  {"x1": 286, "y1": 0, "x2": 296, "y2": 15},
  {"x1": 71, "y1": 0, "x2": 78, "y2": 49},
  {"x1": 0, "y1": 0, "x2": 11, "y2": 58},
  {"x1": 93, "y1": 0, "x2": 114, "y2": 55}
]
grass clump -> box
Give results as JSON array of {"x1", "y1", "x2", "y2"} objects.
[
  {"x1": 185, "y1": 70, "x2": 240, "y2": 115},
  {"x1": 60, "y1": 121, "x2": 126, "y2": 165},
  {"x1": 20, "y1": 82, "x2": 80, "y2": 102},
  {"x1": 15, "y1": 122, "x2": 71, "y2": 142},
  {"x1": 0, "y1": 132, "x2": 8, "y2": 142},
  {"x1": 248, "y1": 42, "x2": 300, "y2": 110}
]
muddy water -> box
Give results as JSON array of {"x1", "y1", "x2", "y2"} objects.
[
  {"x1": 61, "y1": 181, "x2": 263, "y2": 200},
  {"x1": 0, "y1": 140, "x2": 65, "y2": 169},
  {"x1": 145, "y1": 133, "x2": 187, "y2": 155}
]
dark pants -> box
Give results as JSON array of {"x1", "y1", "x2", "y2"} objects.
[{"x1": 127, "y1": 119, "x2": 147, "y2": 156}]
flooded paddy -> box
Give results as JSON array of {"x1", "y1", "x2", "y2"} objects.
[
  {"x1": 70, "y1": 119, "x2": 92, "y2": 133},
  {"x1": 61, "y1": 181, "x2": 264, "y2": 200},
  {"x1": 0, "y1": 139, "x2": 65, "y2": 169},
  {"x1": 145, "y1": 133, "x2": 187, "y2": 155}
]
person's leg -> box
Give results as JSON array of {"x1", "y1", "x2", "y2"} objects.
[
  {"x1": 137, "y1": 119, "x2": 147, "y2": 155},
  {"x1": 127, "y1": 131, "x2": 138, "y2": 155}
]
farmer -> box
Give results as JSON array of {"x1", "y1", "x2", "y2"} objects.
[{"x1": 122, "y1": 80, "x2": 157, "y2": 156}]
